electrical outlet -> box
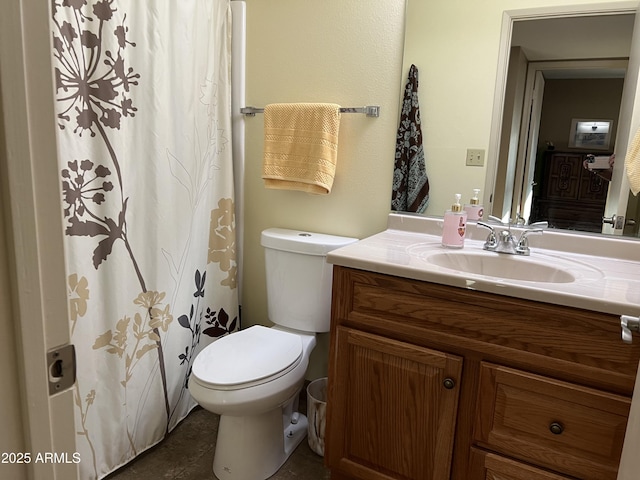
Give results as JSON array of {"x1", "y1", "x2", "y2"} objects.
[{"x1": 466, "y1": 149, "x2": 485, "y2": 167}]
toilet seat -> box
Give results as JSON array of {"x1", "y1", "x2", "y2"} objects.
[{"x1": 192, "y1": 325, "x2": 303, "y2": 391}]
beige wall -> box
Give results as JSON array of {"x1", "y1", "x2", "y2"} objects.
[
  {"x1": 241, "y1": 0, "x2": 407, "y2": 378},
  {"x1": 538, "y1": 77, "x2": 624, "y2": 151},
  {"x1": 402, "y1": 0, "x2": 633, "y2": 217}
]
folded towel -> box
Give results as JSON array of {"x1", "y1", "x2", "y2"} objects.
[
  {"x1": 391, "y1": 64, "x2": 430, "y2": 213},
  {"x1": 262, "y1": 103, "x2": 341, "y2": 194},
  {"x1": 626, "y1": 128, "x2": 640, "y2": 195}
]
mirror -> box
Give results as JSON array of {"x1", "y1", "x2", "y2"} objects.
[{"x1": 400, "y1": 2, "x2": 640, "y2": 237}]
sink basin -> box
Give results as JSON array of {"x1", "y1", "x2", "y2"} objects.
[{"x1": 427, "y1": 251, "x2": 576, "y2": 283}]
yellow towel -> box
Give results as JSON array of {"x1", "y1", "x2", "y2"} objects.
[
  {"x1": 262, "y1": 103, "x2": 341, "y2": 194},
  {"x1": 627, "y1": 128, "x2": 640, "y2": 195}
]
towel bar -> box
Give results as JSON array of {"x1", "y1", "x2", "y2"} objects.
[{"x1": 240, "y1": 105, "x2": 380, "y2": 117}]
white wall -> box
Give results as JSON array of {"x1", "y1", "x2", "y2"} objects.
[{"x1": 242, "y1": 0, "x2": 407, "y2": 378}]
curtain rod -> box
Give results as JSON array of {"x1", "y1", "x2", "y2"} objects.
[{"x1": 240, "y1": 105, "x2": 380, "y2": 117}]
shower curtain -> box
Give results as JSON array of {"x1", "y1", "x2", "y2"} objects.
[{"x1": 51, "y1": 1, "x2": 238, "y2": 477}]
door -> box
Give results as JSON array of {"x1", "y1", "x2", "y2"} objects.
[
  {"x1": 606, "y1": 4, "x2": 640, "y2": 235},
  {"x1": 0, "y1": 1, "x2": 78, "y2": 479},
  {"x1": 326, "y1": 326, "x2": 463, "y2": 480},
  {"x1": 515, "y1": 58, "x2": 627, "y2": 225},
  {"x1": 614, "y1": 5, "x2": 640, "y2": 472},
  {"x1": 619, "y1": 359, "x2": 640, "y2": 479},
  {"x1": 618, "y1": 1, "x2": 640, "y2": 452},
  {"x1": 514, "y1": 69, "x2": 544, "y2": 221}
]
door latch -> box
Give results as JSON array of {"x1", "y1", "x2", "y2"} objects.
[
  {"x1": 47, "y1": 344, "x2": 76, "y2": 395},
  {"x1": 621, "y1": 315, "x2": 640, "y2": 344},
  {"x1": 603, "y1": 215, "x2": 626, "y2": 229}
]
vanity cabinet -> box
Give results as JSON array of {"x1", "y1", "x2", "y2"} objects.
[{"x1": 325, "y1": 266, "x2": 640, "y2": 480}]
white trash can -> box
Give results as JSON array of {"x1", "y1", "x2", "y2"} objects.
[{"x1": 306, "y1": 377, "x2": 327, "y2": 456}]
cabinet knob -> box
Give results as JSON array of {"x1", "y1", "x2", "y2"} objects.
[
  {"x1": 443, "y1": 378, "x2": 455, "y2": 389},
  {"x1": 549, "y1": 422, "x2": 564, "y2": 435}
]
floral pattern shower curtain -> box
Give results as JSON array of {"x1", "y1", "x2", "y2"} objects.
[{"x1": 51, "y1": 1, "x2": 238, "y2": 477}]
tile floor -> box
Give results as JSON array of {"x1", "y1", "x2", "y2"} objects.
[{"x1": 105, "y1": 394, "x2": 330, "y2": 480}]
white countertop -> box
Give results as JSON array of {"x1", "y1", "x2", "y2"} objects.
[{"x1": 327, "y1": 213, "x2": 640, "y2": 317}]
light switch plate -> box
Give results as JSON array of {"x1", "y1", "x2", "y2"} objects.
[{"x1": 466, "y1": 149, "x2": 485, "y2": 167}]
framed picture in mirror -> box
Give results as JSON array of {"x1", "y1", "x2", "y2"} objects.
[{"x1": 568, "y1": 118, "x2": 613, "y2": 150}]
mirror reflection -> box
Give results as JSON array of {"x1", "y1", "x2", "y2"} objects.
[
  {"x1": 400, "y1": 2, "x2": 640, "y2": 237},
  {"x1": 496, "y1": 14, "x2": 634, "y2": 234}
]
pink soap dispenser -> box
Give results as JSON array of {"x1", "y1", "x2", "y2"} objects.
[
  {"x1": 442, "y1": 194, "x2": 467, "y2": 249},
  {"x1": 464, "y1": 189, "x2": 484, "y2": 221}
]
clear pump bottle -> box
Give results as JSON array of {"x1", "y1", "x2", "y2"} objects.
[
  {"x1": 442, "y1": 194, "x2": 467, "y2": 248},
  {"x1": 464, "y1": 188, "x2": 484, "y2": 221}
]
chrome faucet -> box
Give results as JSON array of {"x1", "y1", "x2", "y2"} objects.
[{"x1": 477, "y1": 217, "x2": 547, "y2": 256}]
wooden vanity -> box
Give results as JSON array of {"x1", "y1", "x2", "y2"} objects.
[{"x1": 325, "y1": 266, "x2": 640, "y2": 480}]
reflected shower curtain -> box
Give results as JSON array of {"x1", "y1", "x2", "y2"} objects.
[{"x1": 51, "y1": 1, "x2": 238, "y2": 478}]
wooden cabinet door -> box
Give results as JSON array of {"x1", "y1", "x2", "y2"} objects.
[
  {"x1": 533, "y1": 151, "x2": 609, "y2": 231},
  {"x1": 545, "y1": 152, "x2": 583, "y2": 200},
  {"x1": 326, "y1": 326, "x2": 463, "y2": 480}
]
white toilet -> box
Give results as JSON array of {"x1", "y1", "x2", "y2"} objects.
[{"x1": 189, "y1": 228, "x2": 357, "y2": 480}]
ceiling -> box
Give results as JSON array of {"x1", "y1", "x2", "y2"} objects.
[{"x1": 512, "y1": 14, "x2": 634, "y2": 63}]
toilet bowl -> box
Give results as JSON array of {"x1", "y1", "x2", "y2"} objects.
[
  {"x1": 188, "y1": 228, "x2": 358, "y2": 480},
  {"x1": 190, "y1": 325, "x2": 316, "y2": 480}
]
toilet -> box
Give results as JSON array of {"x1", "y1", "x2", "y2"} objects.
[{"x1": 189, "y1": 228, "x2": 357, "y2": 480}]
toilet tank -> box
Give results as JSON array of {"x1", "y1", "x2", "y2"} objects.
[{"x1": 261, "y1": 228, "x2": 358, "y2": 333}]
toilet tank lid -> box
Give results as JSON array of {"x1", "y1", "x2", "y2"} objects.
[{"x1": 261, "y1": 228, "x2": 358, "y2": 256}]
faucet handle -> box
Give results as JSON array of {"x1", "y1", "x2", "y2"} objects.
[
  {"x1": 488, "y1": 215, "x2": 510, "y2": 226},
  {"x1": 516, "y1": 225, "x2": 545, "y2": 255},
  {"x1": 488, "y1": 216, "x2": 548, "y2": 229},
  {"x1": 477, "y1": 221, "x2": 494, "y2": 232},
  {"x1": 477, "y1": 221, "x2": 498, "y2": 250},
  {"x1": 527, "y1": 221, "x2": 548, "y2": 229}
]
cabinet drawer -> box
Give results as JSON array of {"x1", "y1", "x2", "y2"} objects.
[
  {"x1": 474, "y1": 363, "x2": 631, "y2": 480},
  {"x1": 468, "y1": 448, "x2": 572, "y2": 480},
  {"x1": 333, "y1": 266, "x2": 640, "y2": 395}
]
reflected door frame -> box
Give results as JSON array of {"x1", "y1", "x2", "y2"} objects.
[
  {"x1": 485, "y1": 1, "x2": 638, "y2": 228},
  {"x1": 514, "y1": 59, "x2": 628, "y2": 224}
]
